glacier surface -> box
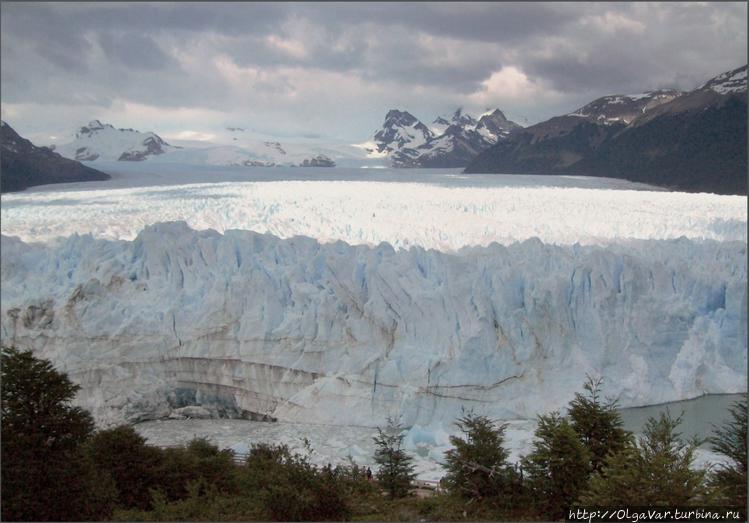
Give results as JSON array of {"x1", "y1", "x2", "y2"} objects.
[
  {"x1": 1, "y1": 222, "x2": 745, "y2": 427},
  {"x1": 1, "y1": 173, "x2": 746, "y2": 249}
]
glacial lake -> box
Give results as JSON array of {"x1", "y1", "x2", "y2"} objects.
[{"x1": 133, "y1": 393, "x2": 745, "y2": 482}]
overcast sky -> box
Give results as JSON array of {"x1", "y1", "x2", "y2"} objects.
[{"x1": 1, "y1": 2, "x2": 746, "y2": 146}]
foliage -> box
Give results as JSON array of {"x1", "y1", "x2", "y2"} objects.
[
  {"x1": 1, "y1": 346, "x2": 116, "y2": 521},
  {"x1": 373, "y1": 417, "x2": 417, "y2": 499},
  {"x1": 240, "y1": 442, "x2": 350, "y2": 521},
  {"x1": 441, "y1": 411, "x2": 523, "y2": 514},
  {"x1": 86, "y1": 425, "x2": 165, "y2": 510},
  {"x1": 522, "y1": 412, "x2": 592, "y2": 520},
  {"x1": 708, "y1": 395, "x2": 747, "y2": 507},
  {"x1": 114, "y1": 483, "x2": 264, "y2": 522},
  {"x1": 568, "y1": 376, "x2": 632, "y2": 473},
  {"x1": 579, "y1": 411, "x2": 706, "y2": 506},
  {"x1": 151, "y1": 438, "x2": 238, "y2": 504}
]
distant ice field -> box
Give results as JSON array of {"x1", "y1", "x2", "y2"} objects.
[{"x1": 1, "y1": 166, "x2": 745, "y2": 249}]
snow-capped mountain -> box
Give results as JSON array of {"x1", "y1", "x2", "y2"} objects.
[
  {"x1": 475, "y1": 109, "x2": 523, "y2": 143},
  {"x1": 567, "y1": 90, "x2": 682, "y2": 125},
  {"x1": 367, "y1": 107, "x2": 521, "y2": 168},
  {"x1": 56, "y1": 120, "x2": 176, "y2": 162},
  {"x1": 372, "y1": 109, "x2": 434, "y2": 154},
  {"x1": 700, "y1": 64, "x2": 747, "y2": 95},
  {"x1": 1, "y1": 121, "x2": 110, "y2": 192},
  {"x1": 54, "y1": 121, "x2": 354, "y2": 168}
]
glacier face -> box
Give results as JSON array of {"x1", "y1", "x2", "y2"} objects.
[{"x1": 1, "y1": 222, "x2": 745, "y2": 427}]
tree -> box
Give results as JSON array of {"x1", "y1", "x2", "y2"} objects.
[
  {"x1": 579, "y1": 411, "x2": 707, "y2": 506},
  {"x1": 708, "y1": 396, "x2": 747, "y2": 507},
  {"x1": 522, "y1": 412, "x2": 591, "y2": 520},
  {"x1": 441, "y1": 411, "x2": 521, "y2": 511},
  {"x1": 568, "y1": 376, "x2": 631, "y2": 473},
  {"x1": 372, "y1": 417, "x2": 416, "y2": 498},
  {"x1": 1, "y1": 346, "x2": 116, "y2": 521}
]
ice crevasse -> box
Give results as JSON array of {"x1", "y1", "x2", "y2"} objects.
[{"x1": 0, "y1": 221, "x2": 745, "y2": 427}]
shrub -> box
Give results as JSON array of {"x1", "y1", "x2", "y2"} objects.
[
  {"x1": 151, "y1": 438, "x2": 238, "y2": 504},
  {"x1": 241, "y1": 442, "x2": 350, "y2": 521},
  {"x1": 85, "y1": 425, "x2": 164, "y2": 510}
]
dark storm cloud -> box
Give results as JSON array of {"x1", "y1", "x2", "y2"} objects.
[
  {"x1": 294, "y1": 2, "x2": 582, "y2": 44},
  {"x1": 1, "y1": 2, "x2": 746, "y2": 142},
  {"x1": 98, "y1": 33, "x2": 176, "y2": 71}
]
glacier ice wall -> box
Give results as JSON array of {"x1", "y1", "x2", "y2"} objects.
[{"x1": 1, "y1": 222, "x2": 746, "y2": 426}]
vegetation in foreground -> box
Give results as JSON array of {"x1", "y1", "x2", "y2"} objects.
[{"x1": 1, "y1": 346, "x2": 746, "y2": 521}]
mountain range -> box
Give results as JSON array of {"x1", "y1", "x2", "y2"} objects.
[
  {"x1": 362, "y1": 107, "x2": 521, "y2": 167},
  {"x1": 2, "y1": 65, "x2": 745, "y2": 194},
  {"x1": 465, "y1": 65, "x2": 747, "y2": 195},
  {"x1": 53, "y1": 121, "x2": 340, "y2": 168}
]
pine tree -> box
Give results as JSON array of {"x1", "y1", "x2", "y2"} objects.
[
  {"x1": 372, "y1": 417, "x2": 416, "y2": 498},
  {"x1": 522, "y1": 412, "x2": 592, "y2": 520},
  {"x1": 708, "y1": 396, "x2": 747, "y2": 507},
  {"x1": 441, "y1": 411, "x2": 519, "y2": 509},
  {"x1": 579, "y1": 410, "x2": 707, "y2": 506},
  {"x1": 568, "y1": 376, "x2": 631, "y2": 473}
]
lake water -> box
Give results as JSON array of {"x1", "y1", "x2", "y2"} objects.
[
  {"x1": 618, "y1": 393, "x2": 745, "y2": 443},
  {"x1": 133, "y1": 393, "x2": 745, "y2": 481}
]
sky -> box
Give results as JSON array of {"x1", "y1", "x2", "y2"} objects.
[{"x1": 1, "y1": 2, "x2": 747, "y2": 146}]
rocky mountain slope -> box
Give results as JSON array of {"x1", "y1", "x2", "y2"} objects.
[
  {"x1": 1, "y1": 121, "x2": 110, "y2": 192},
  {"x1": 363, "y1": 108, "x2": 521, "y2": 167},
  {"x1": 465, "y1": 66, "x2": 747, "y2": 195}
]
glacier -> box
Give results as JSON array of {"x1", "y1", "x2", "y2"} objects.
[
  {"x1": 1, "y1": 174, "x2": 746, "y2": 248},
  {"x1": 1, "y1": 221, "x2": 745, "y2": 427}
]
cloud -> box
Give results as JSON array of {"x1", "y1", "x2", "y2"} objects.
[
  {"x1": 1, "y1": 2, "x2": 746, "y2": 142},
  {"x1": 98, "y1": 33, "x2": 176, "y2": 70}
]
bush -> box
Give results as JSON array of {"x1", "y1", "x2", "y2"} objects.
[
  {"x1": 151, "y1": 438, "x2": 238, "y2": 504},
  {"x1": 241, "y1": 442, "x2": 350, "y2": 521},
  {"x1": 86, "y1": 425, "x2": 165, "y2": 510}
]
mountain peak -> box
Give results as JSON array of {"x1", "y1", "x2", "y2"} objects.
[
  {"x1": 700, "y1": 65, "x2": 747, "y2": 95},
  {"x1": 372, "y1": 106, "x2": 518, "y2": 167},
  {"x1": 451, "y1": 108, "x2": 477, "y2": 127},
  {"x1": 385, "y1": 109, "x2": 414, "y2": 121},
  {"x1": 62, "y1": 121, "x2": 173, "y2": 162}
]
